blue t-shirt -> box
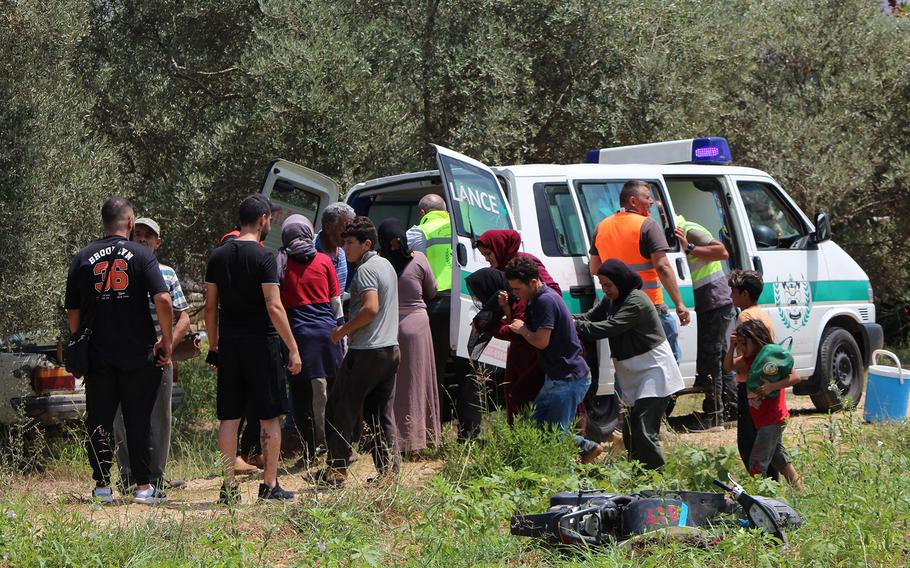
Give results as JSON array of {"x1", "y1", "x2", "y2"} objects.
[
  {"x1": 315, "y1": 232, "x2": 350, "y2": 291},
  {"x1": 526, "y1": 286, "x2": 590, "y2": 380}
]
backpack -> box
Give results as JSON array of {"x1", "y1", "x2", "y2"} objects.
[{"x1": 746, "y1": 337, "x2": 794, "y2": 398}]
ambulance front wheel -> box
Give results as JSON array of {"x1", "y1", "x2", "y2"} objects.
[{"x1": 810, "y1": 327, "x2": 865, "y2": 412}]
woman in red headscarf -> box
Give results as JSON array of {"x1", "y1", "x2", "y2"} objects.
[
  {"x1": 472, "y1": 230, "x2": 565, "y2": 425},
  {"x1": 475, "y1": 230, "x2": 560, "y2": 294}
]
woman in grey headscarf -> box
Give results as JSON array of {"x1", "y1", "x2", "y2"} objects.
[{"x1": 278, "y1": 214, "x2": 344, "y2": 466}]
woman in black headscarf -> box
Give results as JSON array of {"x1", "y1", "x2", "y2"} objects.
[
  {"x1": 574, "y1": 258, "x2": 684, "y2": 469},
  {"x1": 279, "y1": 214, "x2": 343, "y2": 466},
  {"x1": 377, "y1": 218, "x2": 441, "y2": 456},
  {"x1": 465, "y1": 267, "x2": 546, "y2": 426}
]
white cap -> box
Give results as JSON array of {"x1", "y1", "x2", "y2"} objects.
[{"x1": 135, "y1": 217, "x2": 161, "y2": 237}]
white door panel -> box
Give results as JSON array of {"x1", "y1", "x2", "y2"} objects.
[
  {"x1": 730, "y1": 175, "x2": 827, "y2": 369},
  {"x1": 433, "y1": 145, "x2": 516, "y2": 364},
  {"x1": 259, "y1": 159, "x2": 339, "y2": 251}
]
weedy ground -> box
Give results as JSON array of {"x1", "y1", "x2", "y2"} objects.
[{"x1": 0, "y1": 357, "x2": 908, "y2": 567}]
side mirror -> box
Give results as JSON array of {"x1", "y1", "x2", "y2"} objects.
[{"x1": 813, "y1": 212, "x2": 833, "y2": 243}]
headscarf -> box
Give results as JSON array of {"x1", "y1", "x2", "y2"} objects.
[
  {"x1": 596, "y1": 258, "x2": 643, "y2": 307},
  {"x1": 476, "y1": 229, "x2": 522, "y2": 270},
  {"x1": 377, "y1": 218, "x2": 413, "y2": 276},
  {"x1": 276, "y1": 214, "x2": 317, "y2": 281},
  {"x1": 465, "y1": 268, "x2": 514, "y2": 361}
]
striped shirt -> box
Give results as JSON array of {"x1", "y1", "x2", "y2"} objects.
[{"x1": 150, "y1": 263, "x2": 189, "y2": 338}]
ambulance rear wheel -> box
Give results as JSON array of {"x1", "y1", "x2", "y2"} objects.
[{"x1": 810, "y1": 327, "x2": 864, "y2": 412}]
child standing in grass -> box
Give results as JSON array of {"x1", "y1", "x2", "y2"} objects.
[{"x1": 724, "y1": 319, "x2": 801, "y2": 488}]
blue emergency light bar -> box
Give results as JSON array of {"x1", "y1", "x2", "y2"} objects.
[{"x1": 586, "y1": 137, "x2": 733, "y2": 165}]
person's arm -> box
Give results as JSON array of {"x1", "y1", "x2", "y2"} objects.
[
  {"x1": 575, "y1": 299, "x2": 641, "y2": 341},
  {"x1": 168, "y1": 275, "x2": 192, "y2": 348},
  {"x1": 171, "y1": 309, "x2": 191, "y2": 351},
  {"x1": 64, "y1": 257, "x2": 82, "y2": 335},
  {"x1": 331, "y1": 290, "x2": 379, "y2": 343},
  {"x1": 723, "y1": 335, "x2": 750, "y2": 374},
  {"x1": 204, "y1": 283, "x2": 220, "y2": 355},
  {"x1": 652, "y1": 250, "x2": 690, "y2": 325},
  {"x1": 723, "y1": 330, "x2": 740, "y2": 372},
  {"x1": 407, "y1": 226, "x2": 427, "y2": 254},
  {"x1": 326, "y1": 260, "x2": 345, "y2": 323},
  {"x1": 508, "y1": 319, "x2": 552, "y2": 350},
  {"x1": 675, "y1": 227, "x2": 729, "y2": 262},
  {"x1": 67, "y1": 309, "x2": 80, "y2": 334},
  {"x1": 574, "y1": 297, "x2": 609, "y2": 324},
  {"x1": 589, "y1": 254, "x2": 602, "y2": 277},
  {"x1": 152, "y1": 292, "x2": 173, "y2": 365},
  {"x1": 262, "y1": 284, "x2": 302, "y2": 374},
  {"x1": 754, "y1": 370, "x2": 801, "y2": 397},
  {"x1": 421, "y1": 255, "x2": 437, "y2": 301}
]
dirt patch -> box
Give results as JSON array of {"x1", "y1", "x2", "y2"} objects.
[
  {"x1": 665, "y1": 393, "x2": 830, "y2": 450},
  {"x1": 13, "y1": 392, "x2": 855, "y2": 523},
  {"x1": 9, "y1": 454, "x2": 443, "y2": 525}
]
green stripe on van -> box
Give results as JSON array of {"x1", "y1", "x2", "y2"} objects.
[
  {"x1": 460, "y1": 274, "x2": 869, "y2": 313},
  {"x1": 755, "y1": 280, "x2": 870, "y2": 306}
]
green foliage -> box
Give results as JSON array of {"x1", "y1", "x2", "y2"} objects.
[
  {"x1": 1, "y1": 1, "x2": 910, "y2": 335},
  {"x1": 173, "y1": 350, "x2": 218, "y2": 429}
]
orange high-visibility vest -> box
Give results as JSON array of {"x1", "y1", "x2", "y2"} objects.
[{"x1": 594, "y1": 211, "x2": 664, "y2": 305}]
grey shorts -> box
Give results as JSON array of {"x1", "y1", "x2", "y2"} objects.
[{"x1": 748, "y1": 423, "x2": 791, "y2": 476}]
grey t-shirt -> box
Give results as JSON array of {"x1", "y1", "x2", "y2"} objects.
[
  {"x1": 348, "y1": 251, "x2": 399, "y2": 349},
  {"x1": 685, "y1": 226, "x2": 733, "y2": 312}
]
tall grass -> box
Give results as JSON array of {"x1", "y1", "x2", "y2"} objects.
[{"x1": 0, "y1": 401, "x2": 908, "y2": 565}]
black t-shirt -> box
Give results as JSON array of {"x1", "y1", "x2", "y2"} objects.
[
  {"x1": 205, "y1": 240, "x2": 279, "y2": 338},
  {"x1": 64, "y1": 235, "x2": 167, "y2": 368}
]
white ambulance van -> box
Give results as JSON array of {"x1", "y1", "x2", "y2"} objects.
[{"x1": 260, "y1": 137, "x2": 883, "y2": 412}]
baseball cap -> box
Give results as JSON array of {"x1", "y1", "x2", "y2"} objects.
[{"x1": 135, "y1": 217, "x2": 161, "y2": 237}]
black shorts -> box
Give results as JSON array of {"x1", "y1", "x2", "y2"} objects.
[{"x1": 217, "y1": 335, "x2": 287, "y2": 420}]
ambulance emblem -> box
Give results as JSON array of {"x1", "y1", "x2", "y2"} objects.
[{"x1": 772, "y1": 276, "x2": 812, "y2": 331}]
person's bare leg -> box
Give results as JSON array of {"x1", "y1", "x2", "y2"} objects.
[
  {"x1": 218, "y1": 419, "x2": 241, "y2": 485},
  {"x1": 781, "y1": 463, "x2": 802, "y2": 490},
  {"x1": 260, "y1": 417, "x2": 282, "y2": 488}
]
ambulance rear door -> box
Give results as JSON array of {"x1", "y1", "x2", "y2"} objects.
[
  {"x1": 258, "y1": 159, "x2": 339, "y2": 251},
  {"x1": 433, "y1": 145, "x2": 516, "y2": 366}
]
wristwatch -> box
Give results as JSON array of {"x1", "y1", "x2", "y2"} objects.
[{"x1": 686, "y1": 242, "x2": 696, "y2": 254}]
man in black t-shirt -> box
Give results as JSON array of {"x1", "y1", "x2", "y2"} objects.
[
  {"x1": 204, "y1": 193, "x2": 302, "y2": 503},
  {"x1": 64, "y1": 197, "x2": 173, "y2": 505}
]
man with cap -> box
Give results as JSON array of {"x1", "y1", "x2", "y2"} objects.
[
  {"x1": 110, "y1": 217, "x2": 192, "y2": 494},
  {"x1": 205, "y1": 193, "x2": 302, "y2": 502}
]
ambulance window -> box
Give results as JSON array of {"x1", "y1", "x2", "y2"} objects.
[
  {"x1": 269, "y1": 180, "x2": 320, "y2": 224},
  {"x1": 575, "y1": 180, "x2": 670, "y2": 237},
  {"x1": 438, "y1": 155, "x2": 511, "y2": 237},
  {"x1": 368, "y1": 203, "x2": 419, "y2": 230},
  {"x1": 738, "y1": 181, "x2": 807, "y2": 249},
  {"x1": 534, "y1": 183, "x2": 586, "y2": 256}
]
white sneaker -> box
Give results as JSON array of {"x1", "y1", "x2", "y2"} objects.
[
  {"x1": 92, "y1": 486, "x2": 114, "y2": 504},
  {"x1": 133, "y1": 486, "x2": 167, "y2": 505}
]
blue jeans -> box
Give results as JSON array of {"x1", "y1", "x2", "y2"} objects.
[
  {"x1": 533, "y1": 375, "x2": 599, "y2": 455},
  {"x1": 659, "y1": 308, "x2": 681, "y2": 363}
]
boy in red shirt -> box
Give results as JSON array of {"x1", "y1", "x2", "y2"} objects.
[{"x1": 724, "y1": 319, "x2": 801, "y2": 488}]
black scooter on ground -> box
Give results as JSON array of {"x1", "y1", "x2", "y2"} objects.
[{"x1": 510, "y1": 475, "x2": 801, "y2": 547}]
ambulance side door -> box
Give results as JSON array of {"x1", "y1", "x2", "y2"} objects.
[
  {"x1": 728, "y1": 174, "x2": 828, "y2": 371},
  {"x1": 569, "y1": 175, "x2": 697, "y2": 389},
  {"x1": 259, "y1": 159, "x2": 340, "y2": 251},
  {"x1": 433, "y1": 146, "x2": 516, "y2": 365}
]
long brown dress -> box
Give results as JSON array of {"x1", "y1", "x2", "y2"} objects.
[{"x1": 393, "y1": 252, "x2": 441, "y2": 453}]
